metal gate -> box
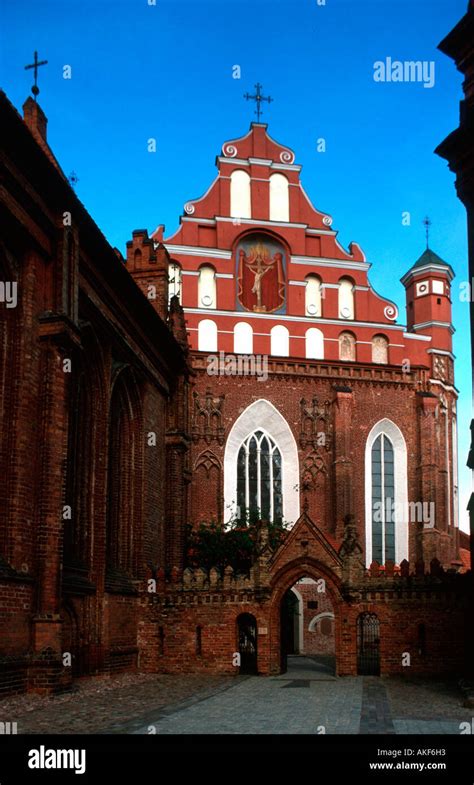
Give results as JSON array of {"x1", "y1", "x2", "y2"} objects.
[
  {"x1": 238, "y1": 613, "x2": 257, "y2": 675},
  {"x1": 357, "y1": 613, "x2": 380, "y2": 675}
]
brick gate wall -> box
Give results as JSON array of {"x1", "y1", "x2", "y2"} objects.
[{"x1": 137, "y1": 559, "x2": 470, "y2": 678}]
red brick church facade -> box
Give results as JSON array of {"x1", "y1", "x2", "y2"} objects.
[
  {"x1": 129, "y1": 122, "x2": 469, "y2": 679},
  {"x1": 0, "y1": 88, "x2": 471, "y2": 695}
]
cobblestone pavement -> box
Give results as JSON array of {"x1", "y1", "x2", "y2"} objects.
[
  {"x1": 0, "y1": 673, "x2": 235, "y2": 735},
  {"x1": 0, "y1": 658, "x2": 471, "y2": 735},
  {"x1": 130, "y1": 658, "x2": 473, "y2": 736}
]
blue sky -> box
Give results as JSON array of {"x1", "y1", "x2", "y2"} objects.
[{"x1": 1, "y1": 0, "x2": 471, "y2": 532}]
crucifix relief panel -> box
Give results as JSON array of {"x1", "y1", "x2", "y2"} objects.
[{"x1": 236, "y1": 234, "x2": 286, "y2": 314}]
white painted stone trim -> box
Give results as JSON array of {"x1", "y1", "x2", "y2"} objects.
[
  {"x1": 216, "y1": 216, "x2": 308, "y2": 229},
  {"x1": 183, "y1": 308, "x2": 406, "y2": 330},
  {"x1": 291, "y1": 255, "x2": 369, "y2": 271},
  {"x1": 308, "y1": 611, "x2": 335, "y2": 632},
  {"x1": 403, "y1": 332, "x2": 431, "y2": 341},
  {"x1": 290, "y1": 587, "x2": 304, "y2": 653},
  {"x1": 165, "y1": 245, "x2": 232, "y2": 259}
]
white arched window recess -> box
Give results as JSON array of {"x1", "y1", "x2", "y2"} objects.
[
  {"x1": 305, "y1": 275, "x2": 322, "y2": 317},
  {"x1": 270, "y1": 325, "x2": 289, "y2": 357},
  {"x1": 198, "y1": 319, "x2": 218, "y2": 352},
  {"x1": 168, "y1": 261, "x2": 182, "y2": 304},
  {"x1": 234, "y1": 322, "x2": 253, "y2": 354},
  {"x1": 198, "y1": 265, "x2": 216, "y2": 309},
  {"x1": 230, "y1": 170, "x2": 251, "y2": 219},
  {"x1": 372, "y1": 334, "x2": 388, "y2": 364},
  {"x1": 364, "y1": 418, "x2": 408, "y2": 567},
  {"x1": 305, "y1": 327, "x2": 324, "y2": 360},
  {"x1": 269, "y1": 173, "x2": 289, "y2": 222},
  {"x1": 338, "y1": 277, "x2": 354, "y2": 320},
  {"x1": 224, "y1": 399, "x2": 300, "y2": 526}
]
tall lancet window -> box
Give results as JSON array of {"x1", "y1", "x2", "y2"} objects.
[
  {"x1": 371, "y1": 434, "x2": 395, "y2": 564},
  {"x1": 198, "y1": 265, "x2": 216, "y2": 309},
  {"x1": 269, "y1": 174, "x2": 289, "y2": 222},
  {"x1": 230, "y1": 170, "x2": 251, "y2": 219},
  {"x1": 168, "y1": 261, "x2": 182, "y2": 304},
  {"x1": 237, "y1": 430, "x2": 282, "y2": 523}
]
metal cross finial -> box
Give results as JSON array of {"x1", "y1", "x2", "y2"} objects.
[
  {"x1": 244, "y1": 83, "x2": 273, "y2": 123},
  {"x1": 24, "y1": 51, "x2": 48, "y2": 101},
  {"x1": 422, "y1": 216, "x2": 432, "y2": 249}
]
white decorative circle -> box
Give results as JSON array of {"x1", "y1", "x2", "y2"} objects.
[
  {"x1": 322, "y1": 215, "x2": 333, "y2": 226},
  {"x1": 184, "y1": 202, "x2": 195, "y2": 215},
  {"x1": 307, "y1": 304, "x2": 317, "y2": 315},
  {"x1": 384, "y1": 305, "x2": 398, "y2": 321},
  {"x1": 223, "y1": 144, "x2": 237, "y2": 158},
  {"x1": 280, "y1": 150, "x2": 294, "y2": 164},
  {"x1": 201, "y1": 295, "x2": 212, "y2": 307},
  {"x1": 341, "y1": 306, "x2": 351, "y2": 318}
]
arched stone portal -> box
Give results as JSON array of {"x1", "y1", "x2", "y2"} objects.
[{"x1": 270, "y1": 560, "x2": 343, "y2": 677}]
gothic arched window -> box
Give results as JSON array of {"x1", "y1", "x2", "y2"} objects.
[
  {"x1": 338, "y1": 277, "x2": 354, "y2": 319},
  {"x1": 224, "y1": 399, "x2": 299, "y2": 525},
  {"x1": 370, "y1": 434, "x2": 395, "y2": 564},
  {"x1": 372, "y1": 334, "x2": 388, "y2": 364},
  {"x1": 339, "y1": 331, "x2": 356, "y2": 361},
  {"x1": 269, "y1": 173, "x2": 289, "y2": 222},
  {"x1": 198, "y1": 265, "x2": 216, "y2": 309},
  {"x1": 365, "y1": 419, "x2": 408, "y2": 567},
  {"x1": 168, "y1": 261, "x2": 182, "y2": 304},
  {"x1": 237, "y1": 430, "x2": 282, "y2": 523},
  {"x1": 230, "y1": 170, "x2": 251, "y2": 219},
  {"x1": 64, "y1": 370, "x2": 89, "y2": 565},
  {"x1": 305, "y1": 274, "x2": 322, "y2": 317},
  {"x1": 106, "y1": 375, "x2": 139, "y2": 575}
]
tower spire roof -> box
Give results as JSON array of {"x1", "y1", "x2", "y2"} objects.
[{"x1": 412, "y1": 248, "x2": 449, "y2": 269}]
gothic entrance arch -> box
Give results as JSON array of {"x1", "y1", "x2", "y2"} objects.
[{"x1": 271, "y1": 563, "x2": 341, "y2": 677}]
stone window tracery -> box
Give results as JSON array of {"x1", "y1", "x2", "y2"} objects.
[{"x1": 237, "y1": 430, "x2": 282, "y2": 523}]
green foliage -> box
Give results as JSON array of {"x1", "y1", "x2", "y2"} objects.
[{"x1": 185, "y1": 516, "x2": 289, "y2": 575}]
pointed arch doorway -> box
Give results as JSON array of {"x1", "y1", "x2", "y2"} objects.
[{"x1": 278, "y1": 575, "x2": 336, "y2": 677}]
